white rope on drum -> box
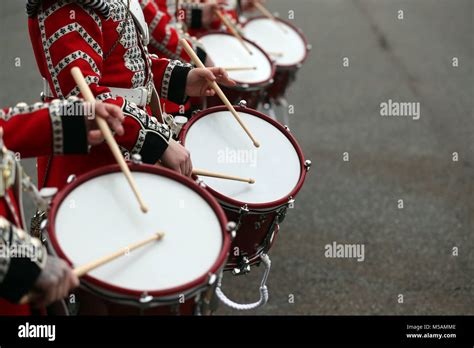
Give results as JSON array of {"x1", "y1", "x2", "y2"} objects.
[{"x1": 216, "y1": 254, "x2": 272, "y2": 311}]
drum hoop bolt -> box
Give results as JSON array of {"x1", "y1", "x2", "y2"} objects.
[
  {"x1": 196, "y1": 178, "x2": 207, "y2": 189},
  {"x1": 238, "y1": 100, "x2": 248, "y2": 108},
  {"x1": 226, "y1": 221, "x2": 237, "y2": 239},
  {"x1": 287, "y1": 197, "x2": 296, "y2": 209},
  {"x1": 139, "y1": 292, "x2": 153, "y2": 304},
  {"x1": 305, "y1": 160, "x2": 312, "y2": 172},
  {"x1": 208, "y1": 273, "x2": 217, "y2": 286},
  {"x1": 66, "y1": 174, "x2": 76, "y2": 184},
  {"x1": 131, "y1": 154, "x2": 143, "y2": 164},
  {"x1": 284, "y1": 125, "x2": 291, "y2": 133},
  {"x1": 239, "y1": 204, "x2": 250, "y2": 215}
]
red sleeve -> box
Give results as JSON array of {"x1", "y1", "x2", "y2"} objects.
[
  {"x1": 0, "y1": 101, "x2": 88, "y2": 158},
  {"x1": 141, "y1": 0, "x2": 207, "y2": 63}
]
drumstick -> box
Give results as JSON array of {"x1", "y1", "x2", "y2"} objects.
[
  {"x1": 224, "y1": 66, "x2": 257, "y2": 72},
  {"x1": 214, "y1": 10, "x2": 253, "y2": 55},
  {"x1": 70, "y1": 67, "x2": 149, "y2": 213},
  {"x1": 180, "y1": 39, "x2": 260, "y2": 148},
  {"x1": 254, "y1": 2, "x2": 288, "y2": 34},
  {"x1": 267, "y1": 52, "x2": 284, "y2": 57},
  {"x1": 73, "y1": 232, "x2": 165, "y2": 277},
  {"x1": 19, "y1": 232, "x2": 165, "y2": 305},
  {"x1": 193, "y1": 169, "x2": 255, "y2": 184}
]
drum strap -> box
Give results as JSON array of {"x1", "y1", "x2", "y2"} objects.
[{"x1": 216, "y1": 254, "x2": 271, "y2": 310}]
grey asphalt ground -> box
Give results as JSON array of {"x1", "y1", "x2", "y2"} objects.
[{"x1": 0, "y1": 0, "x2": 472, "y2": 315}]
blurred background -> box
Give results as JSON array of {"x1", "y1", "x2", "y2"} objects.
[{"x1": 0, "y1": 0, "x2": 472, "y2": 314}]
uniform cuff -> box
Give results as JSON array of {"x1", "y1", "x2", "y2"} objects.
[
  {"x1": 139, "y1": 131, "x2": 169, "y2": 164},
  {"x1": 61, "y1": 116, "x2": 89, "y2": 154},
  {"x1": 0, "y1": 257, "x2": 42, "y2": 303},
  {"x1": 166, "y1": 63, "x2": 192, "y2": 105}
]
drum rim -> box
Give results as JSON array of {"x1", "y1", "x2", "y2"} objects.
[
  {"x1": 242, "y1": 16, "x2": 310, "y2": 69},
  {"x1": 47, "y1": 163, "x2": 231, "y2": 299},
  {"x1": 179, "y1": 105, "x2": 308, "y2": 211},
  {"x1": 198, "y1": 31, "x2": 276, "y2": 87}
]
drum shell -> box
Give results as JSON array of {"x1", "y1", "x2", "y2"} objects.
[
  {"x1": 224, "y1": 207, "x2": 281, "y2": 269},
  {"x1": 265, "y1": 69, "x2": 295, "y2": 100},
  {"x1": 204, "y1": 86, "x2": 263, "y2": 109}
]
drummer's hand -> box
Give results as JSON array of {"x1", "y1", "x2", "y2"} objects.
[
  {"x1": 29, "y1": 257, "x2": 79, "y2": 308},
  {"x1": 186, "y1": 67, "x2": 236, "y2": 97},
  {"x1": 241, "y1": 0, "x2": 265, "y2": 12},
  {"x1": 161, "y1": 139, "x2": 193, "y2": 177},
  {"x1": 202, "y1": 1, "x2": 227, "y2": 27},
  {"x1": 86, "y1": 103, "x2": 125, "y2": 146}
]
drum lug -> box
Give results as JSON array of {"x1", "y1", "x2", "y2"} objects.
[
  {"x1": 238, "y1": 100, "x2": 248, "y2": 108},
  {"x1": 30, "y1": 211, "x2": 48, "y2": 242},
  {"x1": 241, "y1": 83, "x2": 250, "y2": 89},
  {"x1": 269, "y1": 79, "x2": 274, "y2": 84},
  {"x1": 239, "y1": 204, "x2": 249, "y2": 215},
  {"x1": 287, "y1": 196, "x2": 295, "y2": 209},
  {"x1": 232, "y1": 256, "x2": 251, "y2": 275},
  {"x1": 307, "y1": 44, "x2": 313, "y2": 51},
  {"x1": 131, "y1": 154, "x2": 143, "y2": 165},
  {"x1": 192, "y1": 109, "x2": 201, "y2": 116},
  {"x1": 304, "y1": 160, "x2": 312, "y2": 172},
  {"x1": 139, "y1": 292, "x2": 153, "y2": 304},
  {"x1": 277, "y1": 207, "x2": 288, "y2": 224},
  {"x1": 226, "y1": 221, "x2": 237, "y2": 239},
  {"x1": 208, "y1": 273, "x2": 217, "y2": 286},
  {"x1": 195, "y1": 178, "x2": 207, "y2": 189},
  {"x1": 66, "y1": 174, "x2": 76, "y2": 184}
]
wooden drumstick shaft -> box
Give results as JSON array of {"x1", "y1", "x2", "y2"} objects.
[
  {"x1": 214, "y1": 10, "x2": 253, "y2": 55},
  {"x1": 267, "y1": 52, "x2": 284, "y2": 57},
  {"x1": 19, "y1": 232, "x2": 165, "y2": 304},
  {"x1": 254, "y1": 3, "x2": 288, "y2": 33},
  {"x1": 70, "y1": 67, "x2": 149, "y2": 213},
  {"x1": 180, "y1": 39, "x2": 260, "y2": 148},
  {"x1": 193, "y1": 169, "x2": 255, "y2": 184},
  {"x1": 224, "y1": 66, "x2": 257, "y2": 71},
  {"x1": 73, "y1": 232, "x2": 165, "y2": 277}
]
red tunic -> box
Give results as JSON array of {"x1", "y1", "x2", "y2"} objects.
[
  {"x1": 0, "y1": 101, "x2": 89, "y2": 316},
  {"x1": 28, "y1": 0, "x2": 192, "y2": 190}
]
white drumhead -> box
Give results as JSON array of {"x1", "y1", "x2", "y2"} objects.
[
  {"x1": 199, "y1": 34, "x2": 273, "y2": 84},
  {"x1": 54, "y1": 171, "x2": 223, "y2": 293},
  {"x1": 185, "y1": 111, "x2": 301, "y2": 205},
  {"x1": 242, "y1": 18, "x2": 307, "y2": 66}
]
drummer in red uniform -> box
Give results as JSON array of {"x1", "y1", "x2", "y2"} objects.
[
  {"x1": 0, "y1": 99, "x2": 125, "y2": 315},
  {"x1": 27, "y1": 0, "x2": 235, "y2": 191}
]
